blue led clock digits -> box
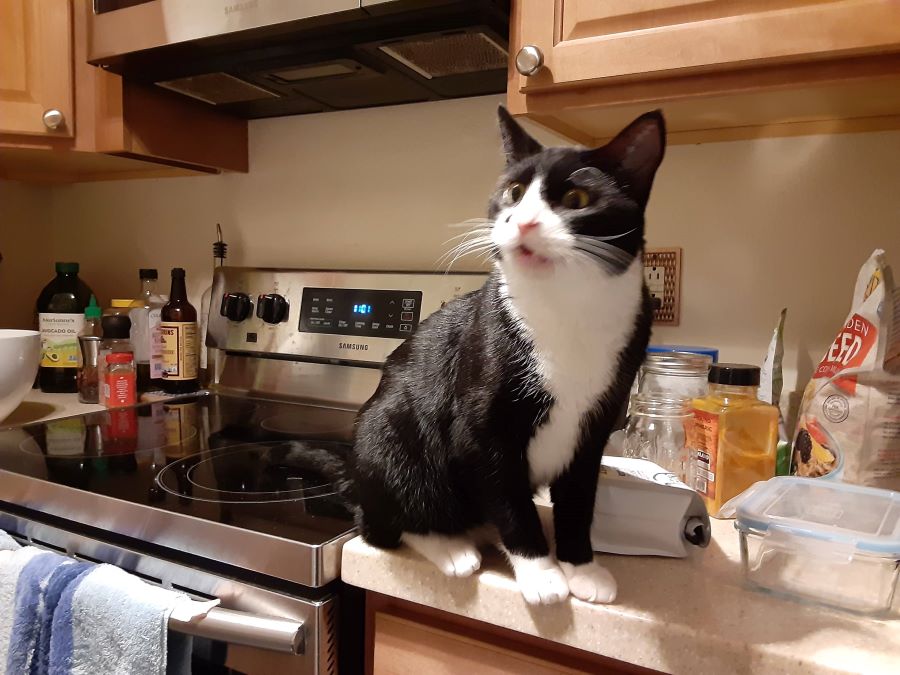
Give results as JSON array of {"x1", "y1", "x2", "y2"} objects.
[{"x1": 353, "y1": 303, "x2": 372, "y2": 315}]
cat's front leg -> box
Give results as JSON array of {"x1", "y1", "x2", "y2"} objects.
[
  {"x1": 491, "y1": 484, "x2": 570, "y2": 605},
  {"x1": 550, "y1": 444, "x2": 617, "y2": 604}
]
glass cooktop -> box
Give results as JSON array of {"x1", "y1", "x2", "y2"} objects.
[{"x1": 0, "y1": 394, "x2": 357, "y2": 553}]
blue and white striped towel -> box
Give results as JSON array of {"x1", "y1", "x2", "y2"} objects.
[{"x1": 0, "y1": 532, "x2": 218, "y2": 675}]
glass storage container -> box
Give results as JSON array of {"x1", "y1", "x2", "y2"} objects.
[{"x1": 732, "y1": 476, "x2": 900, "y2": 615}]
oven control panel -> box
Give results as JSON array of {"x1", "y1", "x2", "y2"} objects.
[
  {"x1": 299, "y1": 288, "x2": 423, "y2": 338},
  {"x1": 206, "y1": 268, "x2": 486, "y2": 364}
]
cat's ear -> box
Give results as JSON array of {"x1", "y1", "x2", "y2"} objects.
[
  {"x1": 600, "y1": 110, "x2": 666, "y2": 207},
  {"x1": 498, "y1": 106, "x2": 542, "y2": 165}
]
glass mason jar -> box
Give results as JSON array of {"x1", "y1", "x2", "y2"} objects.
[
  {"x1": 623, "y1": 394, "x2": 694, "y2": 482},
  {"x1": 638, "y1": 352, "x2": 712, "y2": 399}
]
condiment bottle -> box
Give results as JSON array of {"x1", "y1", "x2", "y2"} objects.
[
  {"x1": 98, "y1": 315, "x2": 133, "y2": 406},
  {"x1": 160, "y1": 268, "x2": 199, "y2": 395},
  {"x1": 103, "y1": 352, "x2": 137, "y2": 409},
  {"x1": 36, "y1": 262, "x2": 95, "y2": 393},
  {"x1": 129, "y1": 268, "x2": 166, "y2": 392},
  {"x1": 76, "y1": 296, "x2": 103, "y2": 404},
  {"x1": 689, "y1": 364, "x2": 778, "y2": 517}
]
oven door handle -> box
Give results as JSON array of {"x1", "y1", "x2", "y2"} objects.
[{"x1": 169, "y1": 606, "x2": 304, "y2": 654}]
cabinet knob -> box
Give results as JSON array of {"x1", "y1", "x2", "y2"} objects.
[
  {"x1": 515, "y1": 45, "x2": 544, "y2": 76},
  {"x1": 42, "y1": 109, "x2": 65, "y2": 130}
]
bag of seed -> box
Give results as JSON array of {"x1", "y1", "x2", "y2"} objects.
[{"x1": 792, "y1": 249, "x2": 900, "y2": 488}]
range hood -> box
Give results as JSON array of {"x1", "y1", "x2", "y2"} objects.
[{"x1": 88, "y1": 0, "x2": 510, "y2": 119}]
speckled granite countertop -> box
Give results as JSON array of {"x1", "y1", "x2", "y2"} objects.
[
  {"x1": 342, "y1": 517, "x2": 900, "y2": 674},
  {"x1": 2, "y1": 391, "x2": 104, "y2": 426}
]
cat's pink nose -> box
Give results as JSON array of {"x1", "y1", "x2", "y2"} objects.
[{"x1": 518, "y1": 221, "x2": 539, "y2": 235}]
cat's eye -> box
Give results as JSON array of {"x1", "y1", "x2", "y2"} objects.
[
  {"x1": 505, "y1": 182, "x2": 526, "y2": 203},
  {"x1": 561, "y1": 188, "x2": 591, "y2": 209}
]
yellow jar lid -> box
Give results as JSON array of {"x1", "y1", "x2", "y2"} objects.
[{"x1": 110, "y1": 299, "x2": 136, "y2": 307}]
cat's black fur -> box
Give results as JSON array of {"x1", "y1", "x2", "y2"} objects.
[{"x1": 322, "y1": 109, "x2": 665, "y2": 569}]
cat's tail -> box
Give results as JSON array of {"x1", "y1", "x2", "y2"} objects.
[{"x1": 279, "y1": 440, "x2": 359, "y2": 507}]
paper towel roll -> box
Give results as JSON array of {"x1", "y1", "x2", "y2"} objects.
[{"x1": 590, "y1": 456, "x2": 711, "y2": 558}]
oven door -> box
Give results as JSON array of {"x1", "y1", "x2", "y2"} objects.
[{"x1": 0, "y1": 507, "x2": 355, "y2": 675}]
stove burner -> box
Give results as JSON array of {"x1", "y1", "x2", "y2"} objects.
[
  {"x1": 258, "y1": 407, "x2": 355, "y2": 441},
  {"x1": 156, "y1": 442, "x2": 338, "y2": 503}
]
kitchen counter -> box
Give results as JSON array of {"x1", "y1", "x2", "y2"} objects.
[
  {"x1": 342, "y1": 516, "x2": 900, "y2": 674},
  {"x1": 2, "y1": 390, "x2": 104, "y2": 426}
]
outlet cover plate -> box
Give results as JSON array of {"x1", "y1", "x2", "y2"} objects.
[{"x1": 644, "y1": 247, "x2": 681, "y2": 326}]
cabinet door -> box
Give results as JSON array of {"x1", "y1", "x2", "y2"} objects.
[
  {"x1": 0, "y1": 0, "x2": 73, "y2": 136},
  {"x1": 513, "y1": 0, "x2": 900, "y2": 92},
  {"x1": 373, "y1": 613, "x2": 588, "y2": 675}
]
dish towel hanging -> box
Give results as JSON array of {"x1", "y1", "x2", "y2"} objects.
[{"x1": 0, "y1": 532, "x2": 218, "y2": 675}]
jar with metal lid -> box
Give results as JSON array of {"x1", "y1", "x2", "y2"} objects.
[
  {"x1": 622, "y1": 394, "x2": 694, "y2": 481},
  {"x1": 638, "y1": 351, "x2": 712, "y2": 399}
]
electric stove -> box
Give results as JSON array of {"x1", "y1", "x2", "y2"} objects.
[{"x1": 0, "y1": 268, "x2": 486, "y2": 675}]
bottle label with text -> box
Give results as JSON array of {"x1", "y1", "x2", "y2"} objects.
[
  {"x1": 160, "y1": 321, "x2": 198, "y2": 380},
  {"x1": 149, "y1": 308, "x2": 164, "y2": 379},
  {"x1": 39, "y1": 313, "x2": 85, "y2": 368}
]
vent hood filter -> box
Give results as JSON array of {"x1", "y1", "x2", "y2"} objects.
[
  {"x1": 157, "y1": 73, "x2": 278, "y2": 105},
  {"x1": 378, "y1": 31, "x2": 507, "y2": 80}
]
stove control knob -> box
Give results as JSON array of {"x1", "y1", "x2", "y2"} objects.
[
  {"x1": 220, "y1": 292, "x2": 252, "y2": 322},
  {"x1": 257, "y1": 293, "x2": 289, "y2": 324}
]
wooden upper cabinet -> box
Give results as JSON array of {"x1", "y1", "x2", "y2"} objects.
[
  {"x1": 510, "y1": 1, "x2": 900, "y2": 144},
  {"x1": 516, "y1": 0, "x2": 900, "y2": 91},
  {"x1": 0, "y1": 0, "x2": 247, "y2": 182},
  {"x1": 0, "y1": 0, "x2": 74, "y2": 137}
]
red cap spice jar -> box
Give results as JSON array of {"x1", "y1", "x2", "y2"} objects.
[{"x1": 104, "y1": 351, "x2": 137, "y2": 408}]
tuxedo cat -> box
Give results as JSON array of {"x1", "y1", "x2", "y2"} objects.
[{"x1": 343, "y1": 109, "x2": 665, "y2": 605}]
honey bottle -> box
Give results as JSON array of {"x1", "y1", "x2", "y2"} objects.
[{"x1": 689, "y1": 364, "x2": 778, "y2": 517}]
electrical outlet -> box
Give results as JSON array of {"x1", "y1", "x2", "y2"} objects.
[{"x1": 643, "y1": 247, "x2": 682, "y2": 325}]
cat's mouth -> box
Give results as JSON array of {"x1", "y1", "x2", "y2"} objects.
[{"x1": 514, "y1": 244, "x2": 552, "y2": 267}]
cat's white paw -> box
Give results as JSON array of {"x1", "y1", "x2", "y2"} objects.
[
  {"x1": 507, "y1": 554, "x2": 570, "y2": 605},
  {"x1": 402, "y1": 533, "x2": 482, "y2": 577},
  {"x1": 559, "y1": 561, "x2": 617, "y2": 604}
]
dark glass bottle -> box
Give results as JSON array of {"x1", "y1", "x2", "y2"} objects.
[
  {"x1": 36, "y1": 262, "x2": 95, "y2": 393},
  {"x1": 160, "y1": 268, "x2": 199, "y2": 394}
]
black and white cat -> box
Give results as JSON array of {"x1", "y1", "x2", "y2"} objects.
[{"x1": 335, "y1": 108, "x2": 665, "y2": 605}]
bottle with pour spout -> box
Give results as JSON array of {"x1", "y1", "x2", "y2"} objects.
[{"x1": 199, "y1": 224, "x2": 227, "y2": 387}]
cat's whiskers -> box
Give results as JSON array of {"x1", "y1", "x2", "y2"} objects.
[{"x1": 437, "y1": 223, "x2": 497, "y2": 272}]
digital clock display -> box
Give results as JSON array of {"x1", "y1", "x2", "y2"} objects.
[{"x1": 300, "y1": 288, "x2": 422, "y2": 338}]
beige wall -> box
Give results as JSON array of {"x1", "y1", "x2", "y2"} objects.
[
  {"x1": 0, "y1": 181, "x2": 55, "y2": 329},
  {"x1": 3, "y1": 94, "x2": 900, "y2": 412}
]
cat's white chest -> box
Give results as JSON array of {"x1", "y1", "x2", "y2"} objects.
[{"x1": 504, "y1": 258, "x2": 643, "y2": 485}]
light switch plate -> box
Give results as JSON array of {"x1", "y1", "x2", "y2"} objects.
[{"x1": 644, "y1": 247, "x2": 681, "y2": 326}]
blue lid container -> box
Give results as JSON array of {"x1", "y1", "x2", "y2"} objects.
[
  {"x1": 647, "y1": 344, "x2": 719, "y2": 362},
  {"x1": 731, "y1": 477, "x2": 900, "y2": 614}
]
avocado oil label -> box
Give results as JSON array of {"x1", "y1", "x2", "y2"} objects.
[{"x1": 39, "y1": 313, "x2": 85, "y2": 368}]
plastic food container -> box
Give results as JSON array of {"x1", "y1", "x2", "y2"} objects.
[{"x1": 731, "y1": 477, "x2": 900, "y2": 615}]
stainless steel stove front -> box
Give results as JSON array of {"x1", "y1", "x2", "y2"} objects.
[{"x1": 0, "y1": 508, "x2": 345, "y2": 675}]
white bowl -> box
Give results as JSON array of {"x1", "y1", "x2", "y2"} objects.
[{"x1": 0, "y1": 330, "x2": 41, "y2": 423}]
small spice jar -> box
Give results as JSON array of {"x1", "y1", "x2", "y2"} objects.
[{"x1": 103, "y1": 351, "x2": 137, "y2": 409}]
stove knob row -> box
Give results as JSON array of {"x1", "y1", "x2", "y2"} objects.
[
  {"x1": 220, "y1": 292, "x2": 252, "y2": 322},
  {"x1": 257, "y1": 293, "x2": 289, "y2": 324}
]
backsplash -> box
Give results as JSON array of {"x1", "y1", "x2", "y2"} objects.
[{"x1": 3, "y1": 94, "x2": 900, "y2": 406}]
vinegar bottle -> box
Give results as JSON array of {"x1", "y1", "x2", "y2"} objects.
[{"x1": 160, "y1": 268, "x2": 199, "y2": 395}]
